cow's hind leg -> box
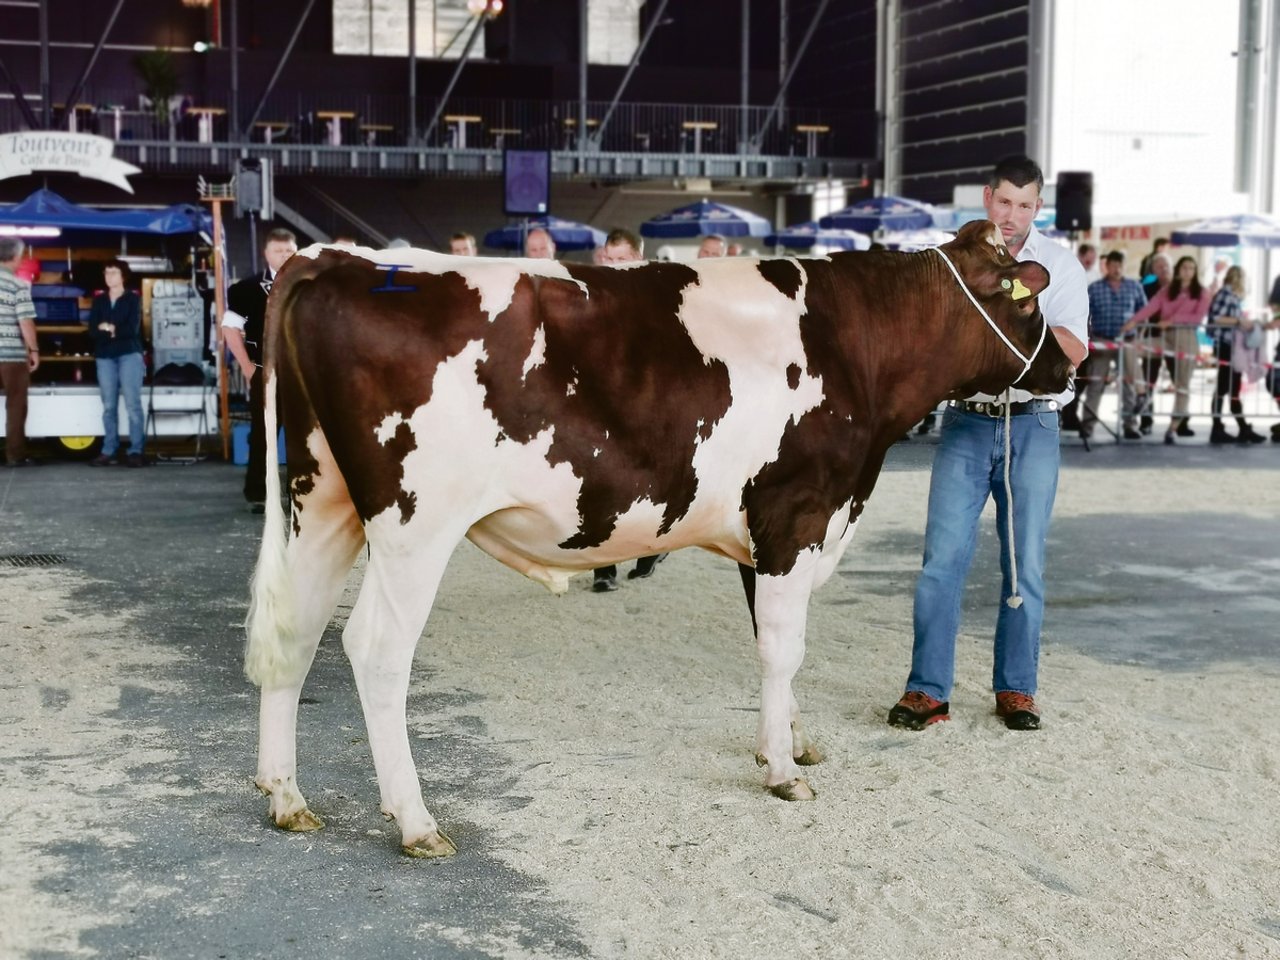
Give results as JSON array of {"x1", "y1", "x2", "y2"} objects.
[
  {"x1": 740, "y1": 563, "x2": 823, "y2": 772},
  {"x1": 342, "y1": 534, "x2": 460, "y2": 858},
  {"x1": 750, "y1": 554, "x2": 820, "y2": 801},
  {"x1": 255, "y1": 482, "x2": 365, "y2": 833}
]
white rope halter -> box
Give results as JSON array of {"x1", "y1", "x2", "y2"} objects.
[
  {"x1": 931, "y1": 245, "x2": 1054, "y2": 610},
  {"x1": 931, "y1": 246, "x2": 1049, "y2": 384}
]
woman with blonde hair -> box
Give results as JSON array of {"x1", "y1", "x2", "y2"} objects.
[
  {"x1": 1205, "y1": 265, "x2": 1266, "y2": 444},
  {"x1": 1121, "y1": 255, "x2": 1218, "y2": 444}
]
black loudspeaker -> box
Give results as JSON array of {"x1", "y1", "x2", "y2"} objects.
[
  {"x1": 234, "y1": 157, "x2": 273, "y2": 221},
  {"x1": 1055, "y1": 171, "x2": 1093, "y2": 232},
  {"x1": 504, "y1": 149, "x2": 550, "y2": 216}
]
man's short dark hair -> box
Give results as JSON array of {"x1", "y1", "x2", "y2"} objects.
[
  {"x1": 450, "y1": 231, "x2": 475, "y2": 245},
  {"x1": 0, "y1": 237, "x2": 23, "y2": 262},
  {"x1": 1104, "y1": 250, "x2": 1125, "y2": 264},
  {"x1": 264, "y1": 227, "x2": 297, "y2": 248},
  {"x1": 605, "y1": 227, "x2": 643, "y2": 256},
  {"x1": 989, "y1": 155, "x2": 1044, "y2": 193},
  {"x1": 1077, "y1": 243, "x2": 1096, "y2": 256}
]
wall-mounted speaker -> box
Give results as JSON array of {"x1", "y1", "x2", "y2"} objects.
[{"x1": 1055, "y1": 171, "x2": 1093, "y2": 233}]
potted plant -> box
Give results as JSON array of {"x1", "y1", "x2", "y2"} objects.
[{"x1": 132, "y1": 49, "x2": 179, "y2": 139}]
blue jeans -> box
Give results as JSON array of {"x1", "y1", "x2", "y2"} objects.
[
  {"x1": 907, "y1": 405, "x2": 1061, "y2": 702},
  {"x1": 97, "y1": 352, "x2": 145, "y2": 457}
]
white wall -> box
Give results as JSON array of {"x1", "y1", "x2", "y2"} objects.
[{"x1": 1049, "y1": 0, "x2": 1247, "y2": 222}]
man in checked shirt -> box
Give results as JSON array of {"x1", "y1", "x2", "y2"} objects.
[{"x1": 1080, "y1": 250, "x2": 1148, "y2": 441}]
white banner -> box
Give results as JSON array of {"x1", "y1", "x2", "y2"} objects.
[{"x1": 0, "y1": 132, "x2": 141, "y2": 193}]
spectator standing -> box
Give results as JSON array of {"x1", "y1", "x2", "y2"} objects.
[
  {"x1": 1077, "y1": 243, "x2": 1101, "y2": 283},
  {"x1": 1139, "y1": 237, "x2": 1170, "y2": 280},
  {"x1": 223, "y1": 228, "x2": 298, "y2": 511},
  {"x1": 1081, "y1": 250, "x2": 1147, "y2": 440},
  {"x1": 524, "y1": 228, "x2": 556, "y2": 260},
  {"x1": 1120, "y1": 255, "x2": 1218, "y2": 444},
  {"x1": 887, "y1": 154, "x2": 1088, "y2": 732},
  {"x1": 0, "y1": 237, "x2": 39, "y2": 467},
  {"x1": 1270, "y1": 275, "x2": 1280, "y2": 442},
  {"x1": 1206, "y1": 266, "x2": 1266, "y2": 444},
  {"x1": 88, "y1": 260, "x2": 147, "y2": 467},
  {"x1": 697, "y1": 234, "x2": 727, "y2": 259},
  {"x1": 1136, "y1": 252, "x2": 1174, "y2": 434},
  {"x1": 449, "y1": 232, "x2": 477, "y2": 256},
  {"x1": 590, "y1": 227, "x2": 667, "y2": 592}
]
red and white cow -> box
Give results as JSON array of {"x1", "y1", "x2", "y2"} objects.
[{"x1": 245, "y1": 220, "x2": 1073, "y2": 857}]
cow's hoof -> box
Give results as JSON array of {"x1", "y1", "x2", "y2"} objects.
[
  {"x1": 769, "y1": 778, "x2": 816, "y2": 801},
  {"x1": 403, "y1": 830, "x2": 457, "y2": 859},
  {"x1": 794, "y1": 744, "x2": 824, "y2": 766},
  {"x1": 278, "y1": 807, "x2": 324, "y2": 832}
]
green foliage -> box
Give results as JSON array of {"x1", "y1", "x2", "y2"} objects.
[{"x1": 131, "y1": 49, "x2": 179, "y2": 122}]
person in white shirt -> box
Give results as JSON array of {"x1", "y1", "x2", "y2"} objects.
[{"x1": 888, "y1": 155, "x2": 1088, "y2": 733}]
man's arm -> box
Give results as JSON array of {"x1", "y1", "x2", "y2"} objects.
[
  {"x1": 18, "y1": 316, "x2": 39, "y2": 372},
  {"x1": 1051, "y1": 327, "x2": 1087, "y2": 367},
  {"x1": 221, "y1": 309, "x2": 256, "y2": 381}
]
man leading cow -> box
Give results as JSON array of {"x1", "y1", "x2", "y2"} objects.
[{"x1": 888, "y1": 154, "x2": 1089, "y2": 733}]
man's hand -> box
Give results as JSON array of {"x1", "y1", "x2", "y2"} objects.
[
  {"x1": 27, "y1": 350, "x2": 39, "y2": 373},
  {"x1": 239, "y1": 358, "x2": 256, "y2": 381}
]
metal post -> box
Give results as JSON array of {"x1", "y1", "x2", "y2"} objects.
[
  {"x1": 750, "y1": 0, "x2": 830, "y2": 153},
  {"x1": 241, "y1": 0, "x2": 319, "y2": 140},
  {"x1": 880, "y1": 0, "x2": 900, "y2": 195},
  {"x1": 1235, "y1": 0, "x2": 1266, "y2": 200},
  {"x1": 0, "y1": 55, "x2": 41, "y2": 130},
  {"x1": 1025, "y1": 0, "x2": 1053, "y2": 168},
  {"x1": 408, "y1": 0, "x2": 418, "y2": 144},
  {"x1": 230, "y1": 0, "x2": 240, "y2": 141},
  {"x1": 578, "y1": 0, "x2": 588, "y2": 157},
  {"x1": 209, "y1": 197, "x2": 231, "y2": 461},
  {"x1": 38, "y1": 0, "x2": 49, "y2": 128},
  {"x1": 62, "y1": 0, "x2": 126, "y2": 122},
  {"x1": 421, "y1": 5, "x2": 488, "y2": 145},
  {"x1": 739, "y1": 0, "x2": 749, "y2": 154},
  {"x1": 590, "y1": 0, "x2": 670, "y2": 148}
]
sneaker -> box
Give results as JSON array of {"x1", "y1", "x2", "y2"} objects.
[
  {"x1": 125, "y1": 453, "x2": 147, "y2": 468},
  {"x1": 90, "y1": 453, "x2": 115, "y2": 467},
  {"x1": 1140, "y1": 415, "x2": 1153, "y2": 435},
  {"x1": 1209, "y1": 425, "x2": 1235, "y2": 444},
  {"x1": 1164, "y1": 432, "x2": 1176, "y2": 445},
  {"x1": 887, "y1": 691, "x2": 950, "y2": 730},
  {"x1": 592, "y1": 572, "x2": 619, "y2": 593},
  {"x1": 1176, "y1": 421, "x2": 1195, "y2": 437},
  {"x1": 995, "y1": 691, "x2": 1041, "y2": 730},
  {"x1": 627, "y1": 552, "x2": 668, "y2": 580},
  {"x1": 1237, "y1": 425, "x2": 1266, "y2": 444},
  {"x1": 1123, "y1": 427, "x2": 1143, "y2": 441}
]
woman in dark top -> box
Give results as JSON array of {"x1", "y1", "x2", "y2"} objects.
[{"x1": 87, "y1": 259, "x2": 147, "y2": 466}]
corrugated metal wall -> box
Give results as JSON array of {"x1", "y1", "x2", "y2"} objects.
[{"x1": 891, "y1": 0, "x2": 1031, "y2": 203}]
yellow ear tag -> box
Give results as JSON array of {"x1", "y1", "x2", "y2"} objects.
[{"x1": 1009, "y1": 277, "x2": 1032, "y2": 301}]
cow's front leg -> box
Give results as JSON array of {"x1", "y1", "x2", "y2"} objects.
[{"x1": 752, "y1": 550, "x2": 819, "y2": 800}]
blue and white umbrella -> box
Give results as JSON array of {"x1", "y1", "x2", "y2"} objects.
[
  {"x1": 1170, "y1": 213, "x2": 1280, "y2": 248},
  {"x1": 878, "y1": 228, "x2": 955, "y2": 252},
  {"x1": 818, "y1": 195, "x2": 939, "y2": 234},
  {"x1": 765, "y1": 221, "x2": 871, "y2": 251},
  {"x1": 639, "y1": 199, "x2": 773, "y2": 239},
  {"x1": 483, "y1": 216, "x2": 606, "y2": 252}
]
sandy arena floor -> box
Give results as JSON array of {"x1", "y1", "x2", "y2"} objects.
[{"x1": 1, "y1": 436, "x2": 1278, "y2": 960}]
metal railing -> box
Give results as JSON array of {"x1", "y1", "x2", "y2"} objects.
[{"x1": 1, "y1": 90, "x2": 873, "y2": 159}]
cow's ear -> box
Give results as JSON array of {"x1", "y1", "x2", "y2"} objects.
[{"x1": 996, "y1": 261, "x2": 1049, "y2": 303}]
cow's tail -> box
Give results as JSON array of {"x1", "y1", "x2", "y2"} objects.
[{"x1": 245, "y1": 254, "x2": 323, "y2": 688}]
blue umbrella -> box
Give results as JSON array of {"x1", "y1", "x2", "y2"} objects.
[
  {"x1": 483, "y1": 216, "x2": 606, "y2": 252},
  {"x1": 818, "y1": 195, "x2": 938, "y2": 233},
  {"x1": 765, "y1": 221, "x2": 870, "y2": 251},
  {"x1": 0, "y1": 188, "x2": 211, "y2": 236},
  {"x1": 639, "y1": 199, "x2": 773, "y2": 239},
  {"x1": 1170, "y1": 214, "x2": 1280, "y2": 248},
  {"x1": 878, "y1": 228, "x2": 955, "y2": 252}
]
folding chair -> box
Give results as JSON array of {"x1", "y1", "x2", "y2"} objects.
[{"x1": 146, "y1": 362, "x2": 211, "y2": 463}]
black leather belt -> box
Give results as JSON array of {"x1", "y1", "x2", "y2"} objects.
[{"x1": 952, "y1": 399, "x2": 1060, "y2": 417}]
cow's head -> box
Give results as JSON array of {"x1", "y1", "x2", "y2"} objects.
[{"x1": 939, "y1": 220, "x2": 1075, "y2": 397}]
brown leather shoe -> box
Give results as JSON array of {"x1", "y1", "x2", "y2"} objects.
[
  {"x1": 887, "y1": 691, "x2": 950, "y2": 730},
  {"x1": 995, "y1": 691, "x2": 1041, "y2": 730}
]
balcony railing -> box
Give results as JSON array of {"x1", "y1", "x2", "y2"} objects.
[{"x1": 3, "y1": 92, "x2": 875, "y2": 181}]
